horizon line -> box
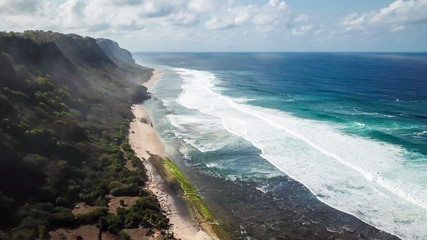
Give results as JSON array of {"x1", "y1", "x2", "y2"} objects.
[{"x1": 132, "y1": 51, "x2": 427, "y2": 54}]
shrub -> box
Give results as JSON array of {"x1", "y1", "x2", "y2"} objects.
[
  {"x1": 51, "y1": 207, "x2": 74, "y2": 226},
  {"x1": 104, "y1": 214, "x2": 122, "y2": 233},
  {"x1": 75, "y1": 207, "x2": 108, "y2": 224},
  {"x1": 55, "y1": 120, "x2": 68, "y2": 125},
  {"x1": 110, "y1": 184, "x2": 140, "y2": 197},
  {"x1": 36, "y1": 76, "x2": 54, "y2": 91},
  {"x1": 121, "y1": 142, "x2": 132, "y2": 152}
]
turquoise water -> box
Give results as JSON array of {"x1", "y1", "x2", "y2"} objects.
[{"x1": 135, "y1": 53, "x2": 427, "y2": 239}]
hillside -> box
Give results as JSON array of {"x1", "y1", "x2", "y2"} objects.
[{"x1": 0, "y1": 31, "x2": 168, "y2": 240}]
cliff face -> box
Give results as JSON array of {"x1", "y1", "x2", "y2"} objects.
[
  {"x1": 96, "y1": 38, "x2": 153, "y2": 84},
  {"x1": 96, "y1": 38, "x2": 135, "y2": 66},
  {"x1": 0, "y1": 34, "x2": 87, "y2": 93},
  {"x1": 0, "y1": 31, "x2": 153, "y2": 109},
  {"x1": 0, "y1": 31, "x2": 164, "y2": 240}
]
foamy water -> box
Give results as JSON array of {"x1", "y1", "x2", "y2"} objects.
[{"x1": 170, "y1": 67, "x2": 427, "y2": 240}]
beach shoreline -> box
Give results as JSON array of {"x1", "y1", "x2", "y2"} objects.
[
  {"x1": 129, "y1": 69, "x2": 217, "y2": 240},
  {"x1": 143, "y1": 69, "x2": 162, "y2": 90}
]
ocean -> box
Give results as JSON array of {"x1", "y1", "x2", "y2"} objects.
[{"x1": 134, "y1": 52, "x2": 427, "y2": 240}]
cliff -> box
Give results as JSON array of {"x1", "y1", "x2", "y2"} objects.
[
  {"x1": 0, "y1": 31, "x2": 167, "y2": 240},
  {"x1": 96, "y1": 38, "x2": 135, "y2": 66},
  {"x1": 96, "y1": 38, "x2": 153, "y2": 84}
]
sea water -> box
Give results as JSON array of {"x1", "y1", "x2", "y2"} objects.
[{"x1": 134, "y1": 53, "x2": 427, "y2": 240}]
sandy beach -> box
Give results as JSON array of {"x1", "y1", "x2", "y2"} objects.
[
  {"x1": 142, "y1": 69, "x2": 161, "y2": 90},
  {"x1": 129, "y1": 69, "x2": 216, "y2": 240}
]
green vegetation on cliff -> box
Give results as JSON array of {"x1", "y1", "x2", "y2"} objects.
[{"x1": 0, "y1": 30, "x2": 166, "y2": 239}]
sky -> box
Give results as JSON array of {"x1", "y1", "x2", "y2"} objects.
[{"x1": 1, "y1": 0, "x2": 427, "y2": 52}]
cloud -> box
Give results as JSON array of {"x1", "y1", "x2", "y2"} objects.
[
  {"x1": 0, "y1": 0, "x2": 41, "y2": 14},
  {"x1": 312, "y1": 27, "x2": 324, "y2": 36},
  {"x1": 252, "y1": 1, "x2": 291, "y2": 30},
  {"x1": 292, "y1": 25, "x2": 313, "y2": 36},
  {"x1": 391, "y1": 25, "x2": 405, "y2": 33},
  {"x1": 0, "y1": 0, "x2": 59, "y2": 30},
  {"x1": 204, "y1": 0, "x2": 300, "y2": 31},
  {"x1": 168, "y1": 9, "x2": 200, "y2": 26},
  {"x1": 268, "y1": 0, "x2": 287, "y2": 10},
  {"x1": 188, "y1": 0, "x2": 219, "y2": 13},
  {"x1": 205, "y1": 6, "x2": 253, "y2": 30},
  {"x1": 205, "y1": 17, "x2": 236, "y2": 30},
  {"x1": 109, "y1": 0, "x2": 143, "y2": 6},
  {"x1": 0, "y1": 0, "x2": 311, "y2": 46},
  {"x1": 293, "y1": 14, "x2": 308, "y2": 24},
  {"x1": 340, "y1": 0, "x2": 427, "y2": 33},
  {"x1": 59, "y1": 0, "x2": 200, "y2": 31},
  {"x1": 59, "y1": 0, "x2": 88, "y2": 28},
  {"x1": 137, "y1": 1, "x2": 180, "y2": 18}
]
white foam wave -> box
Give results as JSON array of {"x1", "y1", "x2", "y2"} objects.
[
  {"x1": 354, "y1": 122, "x2": 365, "y2": 127},
  {"x1": 351, "y1": 109, "x2": 396, "y2": 118},
  {"x1": 178, "y1": 140, "x2": 190, "y2": 159},
  {"x1": 167, "y1": 114, "x2": 232, "y2": 152},
  {"x1": 415, "y1": 131, "x2": 427, "y2": 136},
  {"x1": 173, "y1": 67, "x2": 427, "y2": 240},
  {"x1": 232, "y1": 97, "x2": 256, "y2": 103}
]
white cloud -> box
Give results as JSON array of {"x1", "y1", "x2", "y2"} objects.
[
  {"x1": 202, "y1": 0, "x2": 300, "y2": 31},
  {"x1": 109, "y1": 0, "x2": 143, "y2": 6},
  {"x1": 205, "y1": 16, "x2": 235, "y2": 30},
  {"x1": 168, "y1": 10, "x2": 200, "y2": 26},
  {"x1": 205, "y1": 6, "x2": 253, "y2": 30},
  {"x1": 57, "y1": 0, "x2": 185, "y2": 32},
  {"x1": 0, "y1": 0, "x2": 41, "y2": 14},
  {"x1": 188, "y1": 0, "x2": 218, "y2": 13},
  {"x1": 291, "y1": 25, "x2": 313, "y2": 36},
  {"x1": 268, "y1": 0, "x2": 287, "y2": 10},
  {"x1": 0, "y1": 0, "x2": 58, "y2": 30},
  {"x1": 0, "y1": 0, "x2": 305, "y2": 33},
  {"x1": 252, "y1": 1, "x2": 292, "y2": 30},
  {"x1": 340, "y1": 0, "x2": 427, "y2": 33},
  {"x1": 59, "y1": 0, "x2": 88, "y2": 29},
  {"x1": 0, "y1": 0, "x2": 312, "y2": 48},
  {"x1": 391, "y1": 25, "x2": 405, "y2": 32}
]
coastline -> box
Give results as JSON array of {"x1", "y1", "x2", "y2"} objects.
[
  {"x1": 142, "y1": 69, "x2": 162, "y2": 90},
  {"x1": 129, "y1": 69, "x2": 217, "y2": 240}
]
